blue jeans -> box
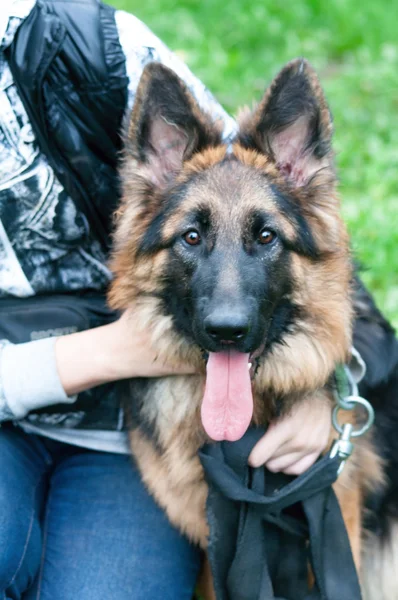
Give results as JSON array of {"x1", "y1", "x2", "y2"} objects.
[{"x1": 0, "y1": 424, "x2": 201, "y2": 600}]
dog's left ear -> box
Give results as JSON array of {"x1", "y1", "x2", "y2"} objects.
[
  {"x1": 125, "y1": 62, "x2": 222, "y2": 188},
  {"x1": 239, "y1": 59, "x2": 333, "y2": 187}
]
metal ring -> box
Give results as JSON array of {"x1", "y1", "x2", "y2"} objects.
[
  {"x1": 334, "y1": 394, "x2": 356, "y2": 411},
  {"x1": 332, "y1": 395, "x2": 375, "y2": 438}
]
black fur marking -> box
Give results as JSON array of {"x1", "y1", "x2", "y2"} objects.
[
  {"x1": 138, "y1": 174, "x2": 216, "y2": 256},
  {"x1": 270, "y1": 184, "x2": 320, "y2": 259},
  {"x1": 238, "y1": 62, "x2": 331, "y2": 161},
  {"x1": 190, "y1": 206, "x2": 212, "y2": 230},
  {"x1": 162, "y1": 285, "x2": 197, "y2": 346},
  {"x1": 238, "y1": 131, "x2": 259, "y2": 153},
  {"x1": 137, "y1": 180, "x2": 194, "y2": 255},
  {"x1": 351, "y1": 276, "x2": 398, "y2": 538},
  {"x1": 264, "y1": 296, "x2": 301, "y2": 351},
  {"x1": 260, "y1": 65, "x2": 330, "y2": 159},
  {"x1": 244, "y1": 200, "x2": 319, "y2": 260},
  {"x1": 247, "y1": 211, "x2": 275, "y2": 239},
  {"x1": 353, "y1": 276, "x2": 397, "y2": 389},
  {"x1": 136, "y1": 65, "x2": 222, "y2": 162},
  {"x1": 138, "y1": 211, "x2": 169, "y2": 255},
  {"x1": 363, "y1": 365, "x2": 398, "y2": 537}
]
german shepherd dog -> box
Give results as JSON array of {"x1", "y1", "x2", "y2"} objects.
[{"x1": 109, "y1": 59, "x2": 398, "y2": 598}]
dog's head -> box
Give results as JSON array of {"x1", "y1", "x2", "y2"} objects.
[{"x1": 110, "y1": 59, "x2": 352, "y2": 441}]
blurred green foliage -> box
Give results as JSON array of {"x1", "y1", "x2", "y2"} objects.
[{"x1": 111, "y1": 0, "x2": 398, "y2": 328}]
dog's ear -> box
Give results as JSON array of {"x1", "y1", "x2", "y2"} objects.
[
  {"x1": 239, "y1": 59, "x2": 333, "y2": 187},
  {"x1": 126, "y1": 63, "x2": 222, "y2": 188}
]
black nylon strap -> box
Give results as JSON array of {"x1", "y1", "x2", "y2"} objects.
[{"x1": 199, "y1": 428, "x2": 362, "y2": 600}]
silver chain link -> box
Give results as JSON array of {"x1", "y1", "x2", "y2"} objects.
[{"x1": 330, "y1": 364, "x2": 375, "y2": 474}]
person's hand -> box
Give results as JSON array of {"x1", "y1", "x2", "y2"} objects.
[
  {"x1": 105, "y1": 308, "x2": 197, "y2": 379},
  {"x1": 248, "y1": 396, "x2": 332, "y2": 475},
  {"x1": 55, "y1": 308, "x2": 196, "y2": 396}
]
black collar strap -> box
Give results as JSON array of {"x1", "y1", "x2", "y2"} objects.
[{"x1": 199, "y1": 428, "x2": 362, "y2": 600}]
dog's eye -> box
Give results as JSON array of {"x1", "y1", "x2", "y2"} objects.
[
  {"x1": 183, "y1": 229, "x2": 201, "y2": 246},
  {"x1": 258, "y1": 229, "x2": 276, "y2": 245}
]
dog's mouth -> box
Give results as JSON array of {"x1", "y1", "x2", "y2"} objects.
[{"x1": 201, "y1": 346, "x2": 264, "y2": 442}]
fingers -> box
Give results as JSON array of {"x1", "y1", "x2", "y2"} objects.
[
  {"x1": 266, "y1": 450, "x2": 321, "y2": 475},
  {"x1": 283, "y1": 453, "x2": 321, "y2": 475},
  {"x1": 265, "y1": 451, "x2": 304, "y2": 472},
  {"x1": 248, "y1": 421, "x2": 293, "y2": 467},
  {"x1": 248, "y1": 398, "x2": 332, "y2": 474}
]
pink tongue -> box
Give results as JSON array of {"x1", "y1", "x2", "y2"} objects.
[{"x1": 201, "y1": 351, "x2": 253, "y2": 442}]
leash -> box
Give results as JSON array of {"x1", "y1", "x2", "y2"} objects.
[{"x1": 199, "y1": 357, "x2": 374, "y2": 600}]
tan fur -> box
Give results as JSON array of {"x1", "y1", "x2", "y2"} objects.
[
  {"x1": 362, "y1": 521, "x2": 398, "y2": 600},
  {"x1": 332, "y1": 438, "x2": 384, "y2": 572},
  {"x1": 197, "y1": 556, "x2": 217, "y2": 600},
  {"x1": 129, "y1": 428, "x2": 209, "y2": 547},
  {"x1": 109, "y1": 59, "x2": 385, "y2": 597}
]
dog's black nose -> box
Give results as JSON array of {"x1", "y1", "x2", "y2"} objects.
[{"x1": 204, "y1": 310, "x2": 250, "y2": 343}]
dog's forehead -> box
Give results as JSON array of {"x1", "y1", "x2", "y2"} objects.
[
  {"x1": 173, "y1": 156, "x2": 298, "y2": 241},
  {"x1": 181, "y1": 159, "x2": 280, "y2": 219}
]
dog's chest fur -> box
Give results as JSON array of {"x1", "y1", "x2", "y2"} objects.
[{"x1": 126, "y1": 375, "x2": 210, "y2": 545}]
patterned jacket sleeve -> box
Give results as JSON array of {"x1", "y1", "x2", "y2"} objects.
[{"x1": 115, "y1": 10, "x2": 238, "y2": 141}]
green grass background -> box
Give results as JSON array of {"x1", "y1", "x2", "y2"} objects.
[{"x1": 110, "y1": 0, "x2": 397, "y2": 329}]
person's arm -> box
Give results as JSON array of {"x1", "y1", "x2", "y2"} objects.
[
  {"x1": 0, "y1": 310, "x2": 195, "y2": 422},
  {"x1": 54, "y1": 310, "x2": 196, "y2": 397},
  {"x1": 0, "y1": 336, "x2": 76, "y2": 421}
]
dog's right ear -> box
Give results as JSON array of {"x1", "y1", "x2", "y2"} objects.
[{"x1": 125, "y1": 63, "x2": 222, "y2": 188}]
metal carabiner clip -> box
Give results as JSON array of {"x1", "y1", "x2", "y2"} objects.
[{"x1": 330, "y1": 362, "x2": 375, "y2": 474}]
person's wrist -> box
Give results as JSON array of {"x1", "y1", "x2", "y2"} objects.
[
  {"x1": 94, "y1": 319, "x2": 131, "y2": 382},
  {"x1": 55, "y1": 321, "x2": 129, "y2": 395}
]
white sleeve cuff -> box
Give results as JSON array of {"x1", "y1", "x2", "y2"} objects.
[{"x1": 1, "y1": 337, "x2": 76, "y2": 419}]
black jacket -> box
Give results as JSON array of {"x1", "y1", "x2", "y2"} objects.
[{"x1": 6, "y1": 0, "x2": 128, "y2": 252}]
